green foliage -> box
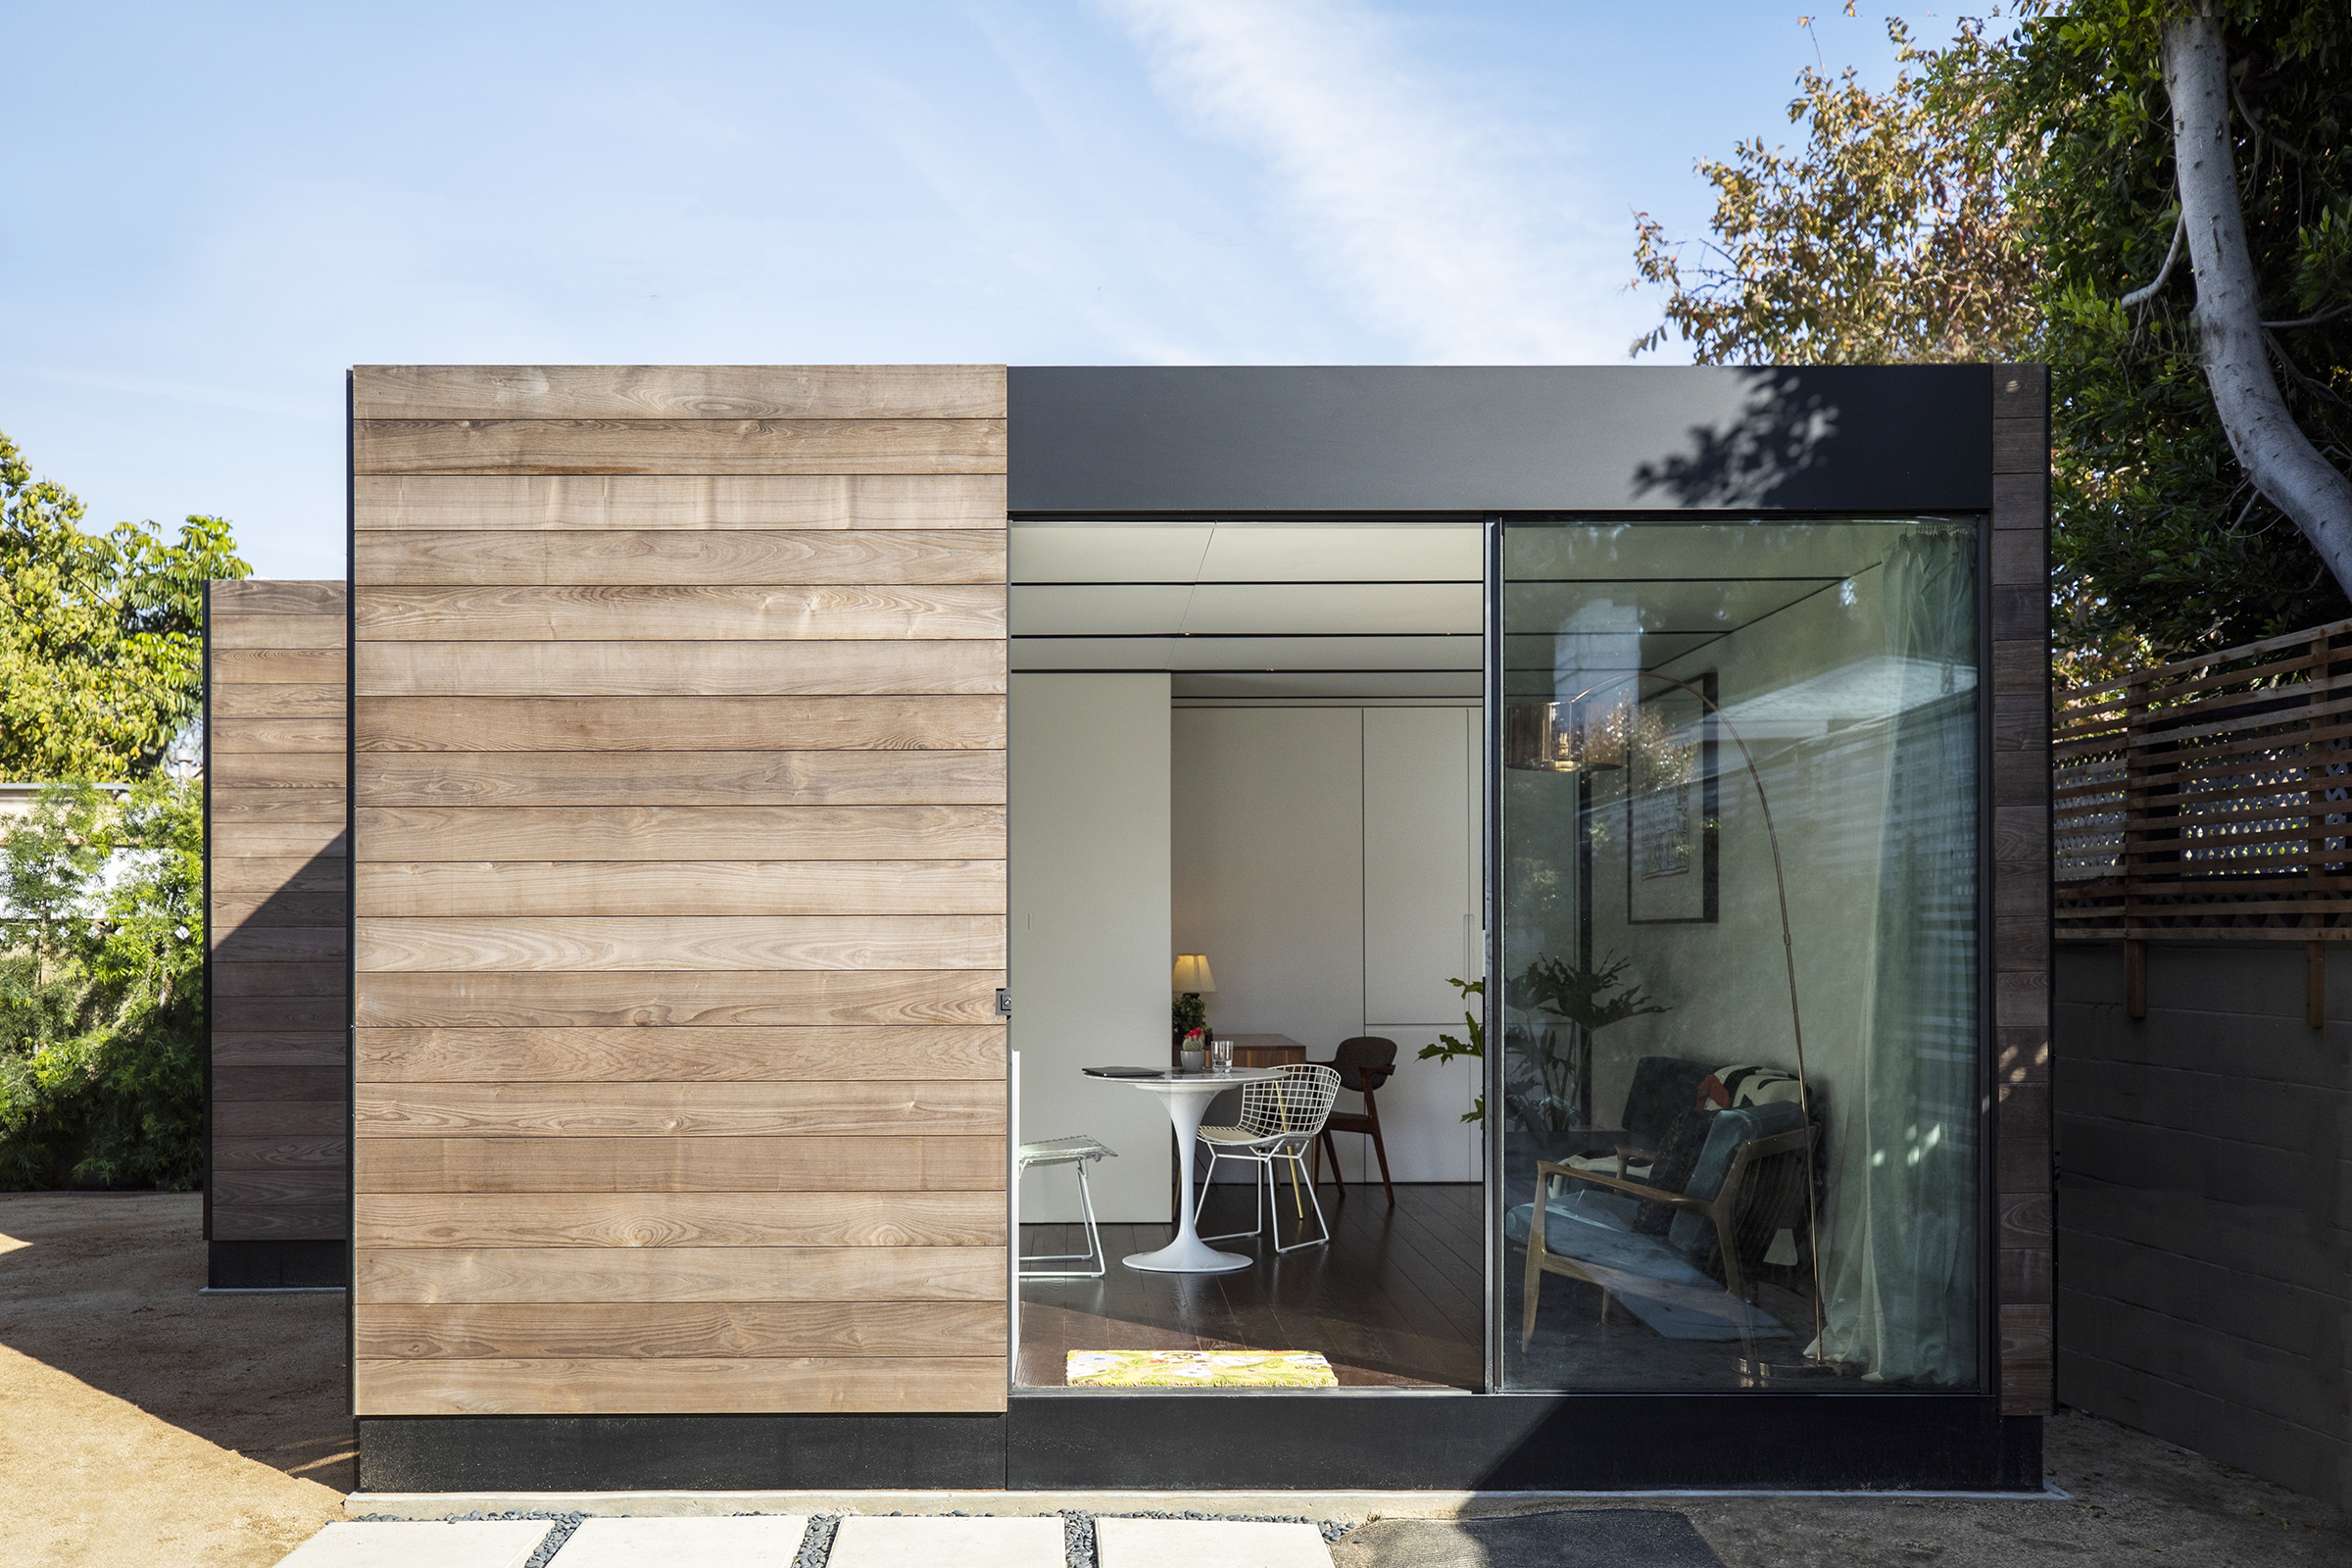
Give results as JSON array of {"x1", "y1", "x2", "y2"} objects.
[
  {"x1": 1417, "y1": 976, "x2": 1486, "y2": 1123},
  {"x1": 2004, "y1": 0, "x2": 2352, "y2": 677},
  {"x1": 0, "y1": 427, "x2": 250, "y2": 779},
  {"x1": 1507, "y1": 953, "x2": 1669, "y2": 1035},
  {"x1": 1172, "y1": 992, "x2": 1206, "y2": 1034},
  {"x1": 1633, "y1": 13, "x2": 2040, "y2": 365},
  {"x1": 0, "y1": 777, "x2": 206, "y2": 1189}
]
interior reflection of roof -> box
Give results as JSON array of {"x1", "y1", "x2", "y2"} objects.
[{"x1": 1007, "y1": 519, "x2": 1897, "y2": 700}]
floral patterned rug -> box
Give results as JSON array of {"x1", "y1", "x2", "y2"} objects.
[{"x1": 1065, "y1": 1350, "x2": 1338, "y2": 1388}]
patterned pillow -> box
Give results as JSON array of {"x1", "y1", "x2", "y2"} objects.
[{"x1": 1700, "y1": 1063, "x2": 1804, "y2": 1108}]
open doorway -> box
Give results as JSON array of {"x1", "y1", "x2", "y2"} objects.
[{"x1": 1005, "y1": 518, "x2": 1485, "y2": 1390}]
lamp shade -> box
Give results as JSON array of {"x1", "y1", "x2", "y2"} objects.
[{"x1": 1171, "y1": 955, "x2": 1216, "y2": 994}]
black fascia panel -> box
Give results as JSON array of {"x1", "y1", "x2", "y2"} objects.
[{"x1": 1007, "y1": 365, "x2": 1993, "y2": 515}]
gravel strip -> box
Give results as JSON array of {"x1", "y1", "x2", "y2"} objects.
[{"x1": 350, "y1": 1504, "x2": 1354, "y2": 1565}]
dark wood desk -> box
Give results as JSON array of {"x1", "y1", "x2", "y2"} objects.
[{"x1": 1220, "y1": 1033, "x2": 1306, "y2": 1069}]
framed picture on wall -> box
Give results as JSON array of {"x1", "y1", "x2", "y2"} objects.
[{"x1": 1626, "y1": 671, "x2": 1718, "y2": 924}]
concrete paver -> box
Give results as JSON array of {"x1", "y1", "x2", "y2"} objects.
[
  {"x1": 1331, "y1": 1510, "x2": 1724, "y2": 1567},
  {"x1": 1095, "y1": 1518, "x2": 1331, "y2": 1568},
  {"x1": 826, "y1": 1515, "x2": 1066, "y2": 1568},
  {"x1": 274, "y1": 1521, "x2": 552, "y2": 1568},
  {"x1": 552, "y1": 1516, "x2": 810, "y2": 1565}
]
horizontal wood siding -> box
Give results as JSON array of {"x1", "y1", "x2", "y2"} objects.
[
  {"x1": 207, "y1": 580, "x2": 349, "y2": 1244},
  {"x1": 350, "y1": 364, "x2": 1008, "y2": 1417}
]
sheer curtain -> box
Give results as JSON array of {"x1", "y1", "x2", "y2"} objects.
[{"x1": 1817, "y1": 526, "x2": 1981, "y2": 1385}]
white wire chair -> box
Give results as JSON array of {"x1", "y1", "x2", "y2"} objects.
[
  {"x1": 1016, "y1": 1135, "x2": 1116, "y2": 1279},
  {"x1": 1193, "y1": 1064, "x2": 1342, "y2": 1253}
]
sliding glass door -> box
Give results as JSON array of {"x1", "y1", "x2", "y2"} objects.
[{"x1": 1492, "y1": 515, "x2": 1985, "y2": 1393}]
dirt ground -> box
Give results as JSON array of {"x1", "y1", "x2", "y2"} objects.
[
  {"x1": 0, "y1": 1192, "x2": 2344, "y2": 1568},
  {"x1": 0, "y1": 1193, "x2": 347, "y2": 1568}
]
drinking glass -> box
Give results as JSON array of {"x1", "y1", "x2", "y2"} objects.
[{"x1": 1211, "y1": 1038, "x2": 1234, "y2": 1073}]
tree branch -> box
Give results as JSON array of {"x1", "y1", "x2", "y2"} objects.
[
  {"x1": 2162, "y1": 11, "x2": 2352, "y2": 596},
  {"x1": 2121, "y1": 214, "x2": 2185, "y2": 309},
  {"x1": 2262, "y1": 304, "x2": 2349, "y2": 330}
]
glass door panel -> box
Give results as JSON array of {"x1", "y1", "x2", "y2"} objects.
[{"x1": 1494, "y1": 516, "x2": 1984, "y2": 1392}]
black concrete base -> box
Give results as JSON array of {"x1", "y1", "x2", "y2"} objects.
[
  {"x1": 208, "y1": 1240, "x2": 344, "y2": 1290},
  {"x1": 358, "y1": 1396, "x2": 2039, "y2": 1494}
]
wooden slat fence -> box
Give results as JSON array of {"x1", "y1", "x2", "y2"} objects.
[{"x1": 2053, "y1": 615, "x2": 2352, "y2": 1020}]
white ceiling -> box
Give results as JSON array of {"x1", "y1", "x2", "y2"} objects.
[{"x1": 1009, "y1": 520, "x2": 1898, "y2": 703}]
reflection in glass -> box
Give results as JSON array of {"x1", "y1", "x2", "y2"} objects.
[{"x1": 1497, "y1": 518, "x2": 1981, "y2": 1392}]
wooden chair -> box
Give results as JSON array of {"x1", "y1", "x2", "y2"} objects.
[
  {"x1": 1311, "y1": 1035, "x2": 1398, "y2": 1206},
  {"x1": 1518, "y1": 1105, "x2": 1815, "y2": 1347}
]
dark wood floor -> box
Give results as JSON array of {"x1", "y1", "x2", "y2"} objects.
[{"x1": 1016, "y1": 1181, "x2": 1482, "y2": 1389}]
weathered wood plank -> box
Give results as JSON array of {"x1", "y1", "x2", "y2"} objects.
[
  {"x1": 213, "y1": 1205, "x2": 348, "y2": 1241},
  {"x1": 355, "y1": 529, "x2": 1004, "y2": 587},
  {"x1": 210, "y1": 684, "x2": 348, "y2": 718},
  {"x1": 209, "y1": 789, "x2": 350, "y2": 823},
  {"x1": 209, "y1": 581, "x2": 347, "y2": 616},
  {"x1": 352, "y1": 418, "x2": 1006, "y2": 477},
  {"x1": 213, "y1": 1169, "x2": 347, "y2": 1206},
  {"x1": 355, "y1": 639, "x2": 1004, "y2": 698},
  {"x1": 354, "y1": 750, "x2": 1004, "y2": 808},
  {"x1": 215, "y1": 1031, "x2": 349, "y2": 1068},
  {"x1": 355, "y1": 860, "x2": 1004, "y2": 919},
  {"x1": 206, "y1": 820, "x2": 347, "y2": 858},
  {"x1": 352, "y1": 969, "x2": 1004, "y2": 1029},
  {"x1": 1999, "y1": 1300, "x2": 2055, "y2": 1414},
  {"x1": 215, "y1": 1134, "x2": 347, "y2": 1170},
  {"x1": 351, "y1": 366, "x2": 1006, "y2": 421},
  {"x1": 354, "y1": 473, "x2": 1006, "y2": 532},
  {"x1": 211, "y1": 995, "x2": 349, "y2": 1032},
  {"x1": 354, "y1": 1025, "x2": 1004, "y2": 1083},
  {"x1": 353, "y1": 1245, "x2": 1004, "y2": 1303},
  {"x1": 213, "y1": 961, "x2": 348, "y2": 997},
  {"x1": 354, "y1": 696, "x2": 1004, "y2": 754},
  {"x1": 354, "y1": 1081, "x2": 1006, "y2": 1138},
  {"x1": 214, "y1": 924, "x2": 348, "y2": 963},
  {"x1": 216, "y1": 1065, "x2": 345, "y2": 1102},
  {"x1": 211, "y1": 716, "x2": 349, "y2": 754},
  {"x1": 214, "y1": 891, "x2": 351, "y2": 928},
  {"x1": 353, "y1": 584, "x2": 1005, "y2": 642},
  {"x1": 209, "y1": 752, "x2": 347, "y2": 790},
  {"x1": 355, "y1": 806, "x2": 1002, "y2": 861},
  {"x1": 354, "y1": 1192, "x2": 1006, "y2": 1248},
  {"x1": 209, "y1": 857, "x2": 349, "y2": 893},
  {"x1": 208, "y1": 613, "x2": 349, "y2": 651},
  {"x1": 212, "y1": 1100, "x2": 347, "y2": 1136},
  {"x1": 354, "y1": 1135, "x2": 1004, "y2": 1193},
  {"x1": 355, "y1": 915, "x2": 1004, "y2": 973},
  {"x1": 352, "y1": 1299, "x2": 1006, "y2": 1359},
  {"x1": 351, "y1": 1354, "x2": 1006, "y2": 1415},
  {"x1": 210, "y1": 648, "x2": 349, "y2": 684}
]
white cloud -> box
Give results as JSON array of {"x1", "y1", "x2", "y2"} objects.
[{"x1": 1101, "y1": 0, "x2": 1643, "y2": 363}]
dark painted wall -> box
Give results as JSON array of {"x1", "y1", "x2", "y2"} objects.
[
  {"x1": 1008, "y1": 365, "x2": 1993, "y2": 515},
  {"x1": 2055, "y1": 942, "x2": 2350, "y2": 1509}
]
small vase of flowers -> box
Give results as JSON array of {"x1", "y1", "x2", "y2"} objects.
[{"x1": 1178, "y1": 1028, "x2": 1208, "y2": 1072}]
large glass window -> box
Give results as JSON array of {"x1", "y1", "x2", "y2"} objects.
[{"x1": 1496, "y1": 517, "x2": 1983, "y2": 1392}]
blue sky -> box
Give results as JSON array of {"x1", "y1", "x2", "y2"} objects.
[{"x1": 3, "y1": 2, "x2": 1945, "y2": 578}]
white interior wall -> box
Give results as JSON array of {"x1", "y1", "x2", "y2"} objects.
[
  {"x1": 1009, "y1": 672, "x2": 1173, "y2": 1223},
  {"x1": 1173, "y1": 706, "x2": 1482, "y2": 1184}
]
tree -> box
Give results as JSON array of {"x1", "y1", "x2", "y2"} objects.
[
  {"x1": 2005, "y1": 0, "x2": 2352, "y2": 673},
  {"x1": 1631, "y1": 13, "x2": 2041, "y2": 366},
  {"x1": 0, "y1": 777, "x2": 206, "y2": 1188},
  {"x1": 0, "y1": 428, "x2": 250, "y2": 779}
]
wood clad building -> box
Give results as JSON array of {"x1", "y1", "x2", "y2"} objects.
[
  {"x1": 208, "y1": 582, "x2": 353, "y2": 1278},
  {"x1": 290, "y1": 362, "x2": 2050, "y2": 1493},
  {"x1": 346, "y1": 367, "x2": 1009, "y2": 1415},
  {"x1": 205, "y1": 580, "x2": 350, "y2": 1288}
]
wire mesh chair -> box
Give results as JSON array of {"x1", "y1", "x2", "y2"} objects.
[
  {"x1": 1193, "y1": 1064, "x2": 1342, "y2": 1253},
  {"x1": 1016, "y1": 1135, "x2": 1116, "y2": 1279}
]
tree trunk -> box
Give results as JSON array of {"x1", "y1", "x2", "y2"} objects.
[{"x1": 2161, "y1": 10, "x2": 2352, "y2": 593}]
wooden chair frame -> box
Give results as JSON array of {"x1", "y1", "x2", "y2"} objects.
[{"x1": 1521, "y1": 1123, "x2": 1815, "y2": 1348}]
